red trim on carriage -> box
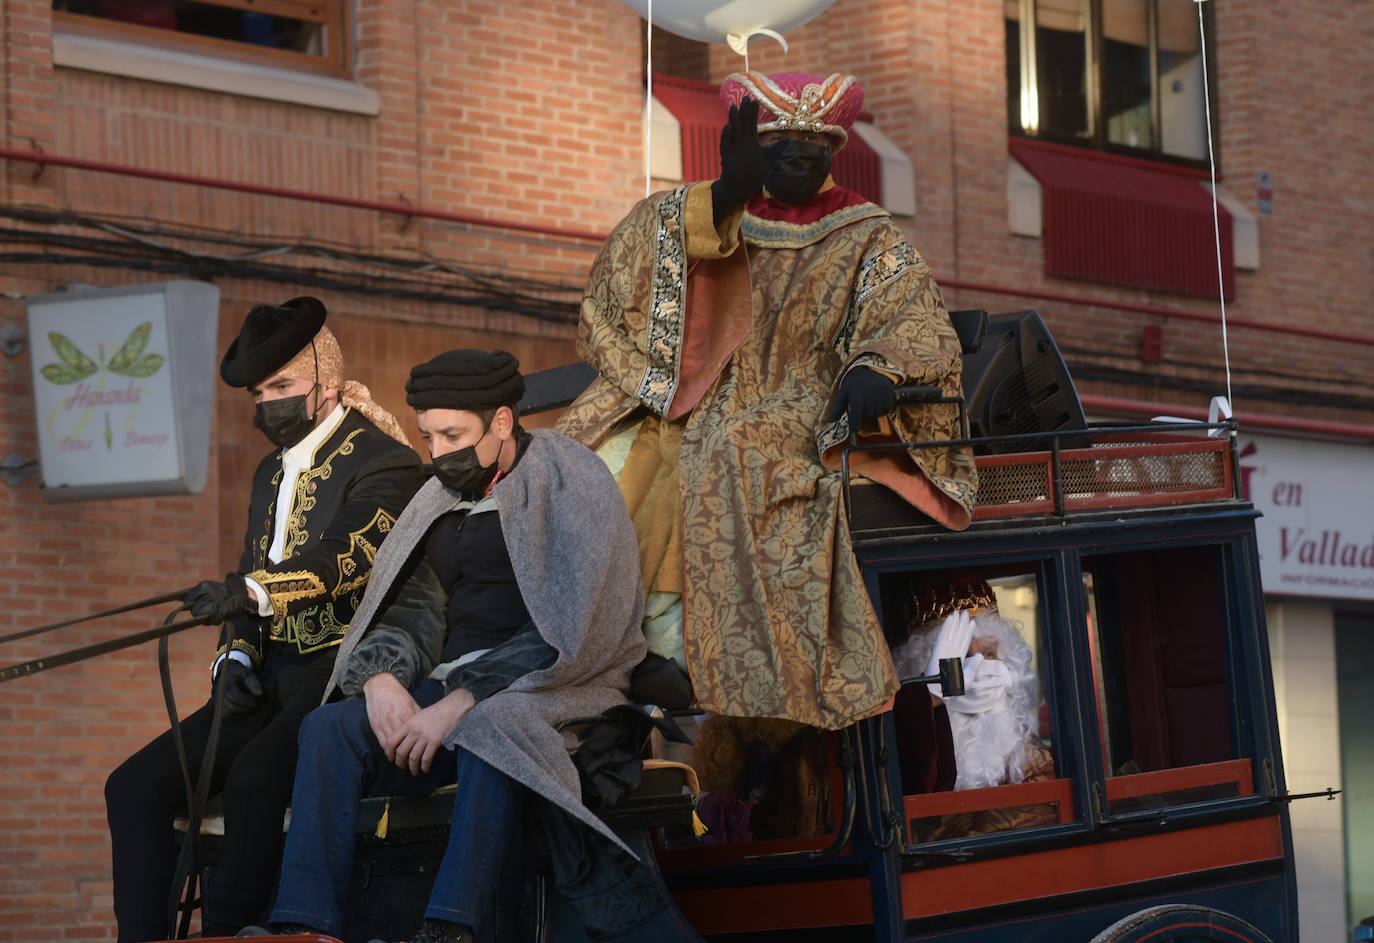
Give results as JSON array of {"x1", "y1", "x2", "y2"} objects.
[
  {"x1": 972, "y1": 435, "x2": 1236, "y2": 521},
  {"x1": 899, "y1": 816, "x2": 1283, "y2": 921},
  {"x1": 1105, "y1": 758, "x2": 1254, "y2": 802},
  {"x1": 904, "y1": 777, "x2": 1077, "y2": 824}
]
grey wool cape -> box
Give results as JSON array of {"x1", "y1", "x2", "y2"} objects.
[{"x1": 321, "y1": 429, "x2": 648, "y2": 850}]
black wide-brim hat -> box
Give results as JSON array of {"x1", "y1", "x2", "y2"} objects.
[{"x1": 220, "y1": 296, "x2": 327, "y2": 388}]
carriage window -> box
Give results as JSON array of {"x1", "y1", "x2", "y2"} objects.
[
  {"x1": 1083, "y1": 545, "x2": 1251, "y2": 814},
  {"x1": 889, "y1": 568, "x2": 1074, "y2": 843}
]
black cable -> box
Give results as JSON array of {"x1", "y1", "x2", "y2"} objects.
[
  {"x1": 0, "y1": 204, "x2": 587, "y2": 296},
  {"x1": 0, "y1": 250, "x2": 581, "y2": 324},
  {"x1": 1061, "y1": 343, "x2": 1374, "y2": 394},
  {"x1": 1066, "y1": 363, "x2": 1374, "y2": 413},
  {"x1": 0, "y1": 210, "x2": 585, "y2": 324}
]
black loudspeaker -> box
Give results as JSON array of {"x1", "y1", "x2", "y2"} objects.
[{"x1": 960, "y1": 309, "x2": 1086, "y2": 452}]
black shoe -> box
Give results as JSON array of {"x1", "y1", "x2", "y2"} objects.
[{"x1": 367, "y1": 917, "x2": 474, "y2": 943}]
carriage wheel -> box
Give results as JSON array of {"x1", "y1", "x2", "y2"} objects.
[{"x1": 1089, "y1": 904, "x2": 1274, "y2": 943}]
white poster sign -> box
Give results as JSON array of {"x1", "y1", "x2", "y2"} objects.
[
  {"x1": 1239, "y1": 432, "x2": 1374, "y2": 602},
  {"x1": 26, "y1": 281, "x2": 219, "y2": 500}
]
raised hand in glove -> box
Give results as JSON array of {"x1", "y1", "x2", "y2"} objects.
[
  {"x1": 216, "y1": 658, "x2": 265, "y2": 717},
  {"x1": 826, "y1": 367, "x2": 897, "y2": 432},
  {"x1": 185, "y1": 572, "x2": 257, "y2": 624},
  {"x1": 710, "y1": 97, "x2": 785, "y2": 226}
]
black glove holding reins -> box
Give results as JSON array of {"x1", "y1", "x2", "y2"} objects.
[
  {"x1": 184, "y1": 572, "x2": 257, "y2": 624},
  {"x1": 827, "y1": 367, "x2": 898, "y2": 433}
]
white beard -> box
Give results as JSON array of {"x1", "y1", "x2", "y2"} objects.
[{"x1": 947, "y1": 703, "x2": 1032, "y2": 790}]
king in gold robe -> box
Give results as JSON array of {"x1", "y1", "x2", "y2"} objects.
[{"x1": 560, "y1": 73, "x2": 976, "y2": 730}]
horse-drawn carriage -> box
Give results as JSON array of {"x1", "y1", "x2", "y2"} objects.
[
  {"x1": 2, "y1": 311, "x2": 1298, "y2": 943},
  {"x1": 227, "y1": 310, "x2": 1295, "y2": 943}
]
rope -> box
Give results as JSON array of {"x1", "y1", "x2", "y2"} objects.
[
  {"x1": 1196, "y1": 0, "x2": 1233, "y2": 414},
  {"x1": 0, "y1": 587, "x2": 193, "y2": 645},
  {"x1": 644, "y1": 0, "x2": 653, "y2": 198}
]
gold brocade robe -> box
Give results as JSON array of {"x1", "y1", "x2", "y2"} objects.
[{"x1": 559, "y1": 183, "x2": 977, "y2": 729}]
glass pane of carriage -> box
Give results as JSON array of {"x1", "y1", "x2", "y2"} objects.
[
  {"x1": 1084, "y1": 543, "x2": 1248, "y2": 814},
  {"x1": 891, "y1": 567, "x2": 1070, "y2": 843}
]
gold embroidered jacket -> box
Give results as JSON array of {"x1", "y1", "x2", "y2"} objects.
[
  {"x1": 559, "y1": 183, "x2": 976, "y2": 730},
  {"x1": 218, "y1": 408, "x2": 424, "y2": 664}
]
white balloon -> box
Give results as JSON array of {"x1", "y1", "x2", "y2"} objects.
[{"x1": 621, "y1": 0, "x2": 839, "y2": 46}]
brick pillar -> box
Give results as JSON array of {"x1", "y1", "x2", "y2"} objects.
[{"x1": 2, "y1": 0, "x2": 57, "y2": 207}]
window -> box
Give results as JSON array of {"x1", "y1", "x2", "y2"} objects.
[
  {"x1": 1006, "y1": 0, "x2": 1214, "y2": 163},
  {"x1": 53, "y1": 0, "x2": 349, "y2": 77},
  {"x1": 889, "y1": 566, "x2": 1075, "y2": 844},
  {"x1": 1083, "y1": 544, "x2": 1254, "y2": 815}
]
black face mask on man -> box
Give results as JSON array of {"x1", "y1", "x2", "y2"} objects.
[
  {"x1": 432, "y1": 426, "x2": 500, "y2": 496},
  {"x1": 764, "y1": 138, "x2": 833, "y2": 205},
  {"x1": 253, "y1": 389, "x2": 318, "y2": 448}
]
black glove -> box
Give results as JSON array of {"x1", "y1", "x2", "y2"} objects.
[
  {"x1": 826, "y1": 367, "x2": 897, "y2": 431},
  {"x1": 710, "y1": 98, "x2": 785, "y2": 226},
  {"x1": 215, "y1": 658, "x2": 265, "y2": 717},
  {"x1": 185, "y1": 572, "x2": 257, "y2": 624}
]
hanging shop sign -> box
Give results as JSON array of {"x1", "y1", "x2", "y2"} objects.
[
  {"x1": 1239, "y1": 432, "x2": 1374, "y2": 602},
  {"x1": 25, "y1": 280, "x2": 220, "y2": 501}
]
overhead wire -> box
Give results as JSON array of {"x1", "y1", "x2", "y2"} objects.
[{"x1": 0, "y1": 207, "x2": 585, "y2": 324}]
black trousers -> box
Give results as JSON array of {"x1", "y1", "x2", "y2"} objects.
[{"x1": 105, "y1": 651, "x2": 334, "y2": 942}]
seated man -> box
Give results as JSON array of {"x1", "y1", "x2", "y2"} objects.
[
  {"x1": 892, "y1": 580, "x2": 1057, "y2": 838},
  {"x1": 105, "y1": 297, "x2": 422, "y2": 941},
  {"x1": 253, "y1": 350, "x2": 663, "y2": 943},
  {"x1": 559, "y1": 71, "x2": 976, "y2": 731}
]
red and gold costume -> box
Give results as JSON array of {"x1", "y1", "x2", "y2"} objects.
[{"x1": 560, "y1": 73, "x2": 976, "y2": 730}]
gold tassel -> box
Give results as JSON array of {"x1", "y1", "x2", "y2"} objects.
[
  {"x1": 691, "y1": 810, "x2": 708, "y2": 838},
  {"x1": 374, "y1": 798, "x2": 391, "y2": 839}
]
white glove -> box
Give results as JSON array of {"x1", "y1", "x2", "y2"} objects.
[
  {"x1": 922, "y1": 609, "x2": 1012, "y2": 711},
  {"x1": 922, "y1": 610, "x2": 975, "y2": 681}
]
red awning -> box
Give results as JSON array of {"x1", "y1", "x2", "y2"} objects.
[
  {"x1": 652, "y1": 74, "x2": 883, "y2": 206},
  {"x1": 1010, "y1": 139, "x2": 1234, "y2": 300}
]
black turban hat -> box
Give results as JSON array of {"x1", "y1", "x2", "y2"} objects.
[
  {"x1": 220, "y1": 296, "x2": 327, "y2": 388},
  {"x1": 406, "y1": 349, "x2": 525, "y2": 411}
]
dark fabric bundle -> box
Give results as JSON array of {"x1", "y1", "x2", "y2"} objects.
[
  {"x1": 405, "y1": 348, "x2": 525, "y2": 410},
  {"x1": 220, "y1": 296, "x2": 327, "y2": 388}
]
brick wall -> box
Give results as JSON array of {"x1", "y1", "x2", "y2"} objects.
[{"x1": 1, "y1": 0, "x2": 1372, "y2": 938}]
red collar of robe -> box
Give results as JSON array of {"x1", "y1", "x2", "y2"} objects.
[{"x1": 745, "y1": 185, "x2": 873, "y2": 226}]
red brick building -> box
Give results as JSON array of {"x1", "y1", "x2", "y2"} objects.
[{"x1": 1, "y1": 1, "x2": 1371, "y2": 939}]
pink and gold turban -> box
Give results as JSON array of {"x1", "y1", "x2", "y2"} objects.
[{"x1": 720, "y1": 71, "x2": 864, "y2": 149}]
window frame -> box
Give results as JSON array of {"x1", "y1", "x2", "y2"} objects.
[
  {"x1": 1006, "y1": 0, "x2": 1220, "y2": 169},
  {"x1": 52, "y1": 0, "x2": 351, "y2": 79},
  {"x1": 1071, "y1": 533, "x2": 1274, "y2": 825},
  {"x1": 883, "y1": 553, "x2": 1097, "y2": 854}
]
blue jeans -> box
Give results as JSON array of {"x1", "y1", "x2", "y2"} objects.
[{"x1": 269, "y1": 680, "x2": 526, "y2": 937}]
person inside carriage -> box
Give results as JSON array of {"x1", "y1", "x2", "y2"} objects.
[
  {"x1": 250, "y1": 350, "x2": 687, "y2": 943},
  {"x1": 555, "y1": 69, "x2": 976, "y2": 819},
  {"x1": 104, "y1": 298, "x2": 424, "y2": 941},
  {"x1": 891, "y1": 577, "x2": 1059, "y2": 839}
]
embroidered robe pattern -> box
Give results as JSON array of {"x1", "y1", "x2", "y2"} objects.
[{"x1": 560, "y1": 185, "x2": 976, "y2": 730}]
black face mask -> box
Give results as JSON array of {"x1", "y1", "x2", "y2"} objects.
[
  {"x1": 253, "y1": 391, "x2": 317, "y2": 448},
  {"x1": 764, "y1": 138, "x2": 833, "y2": 205},
  {"x1": 432, "y1": 428, "x2": 500, "y2": 496}
]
